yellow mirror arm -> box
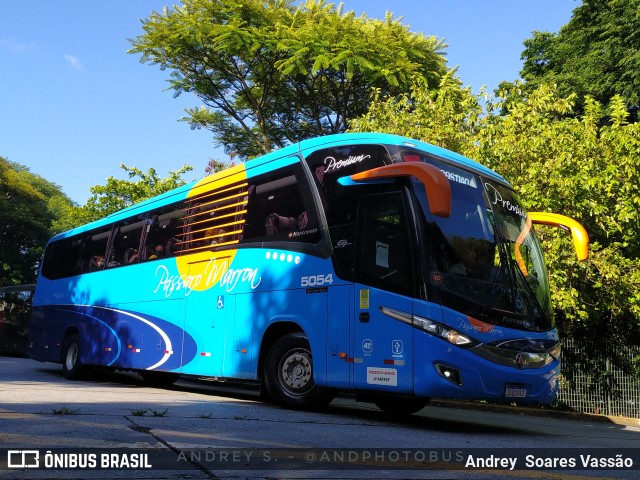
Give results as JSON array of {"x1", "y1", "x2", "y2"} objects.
[{"x1": 529, "y1": 212, "x2": 589, "y2": 261}]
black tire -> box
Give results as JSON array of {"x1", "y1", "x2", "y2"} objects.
[
  {"x1": 263, "y1": 332, "x2": 334, "y2": 409},
  {"x1": 139, "y1": 371, "x2": 180, "y2": 387},
  {"x1": 61, "y1": 333, "x2": 85, "y2": 380},
  {"x1": 374, "y1": 397, "x2": 430, "y2": 416}
]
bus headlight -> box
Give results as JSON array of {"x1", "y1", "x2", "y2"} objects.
[
  {"x1": 413, "y1": 315, "x2": 477, "y2": 347},
  {"x1": 380, "y1": 307, "x2": 477, "y2": 348}
]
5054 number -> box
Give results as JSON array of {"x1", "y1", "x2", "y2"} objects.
[{"x1": 301, "y1": 274, "x2": 334, "y2": 287}]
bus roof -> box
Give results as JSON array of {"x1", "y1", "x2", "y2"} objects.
[
  {"x1": 297, "y1": 132, "x2": 506, "y2": 184},
  {"x1": 52, "y1": 133, "x2": 507, "y2": 241}
]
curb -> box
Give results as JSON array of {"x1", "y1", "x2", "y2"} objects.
[{"x1": 429, "y1": 399, "x2": 640, "y2": 428}]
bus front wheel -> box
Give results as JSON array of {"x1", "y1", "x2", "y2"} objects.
[
  {"x1": 263, "y1": 333, "x2": 333, "y2": 410},
  {"x1": 62, "y1": 333, "x2": 85, "y2": 380}
]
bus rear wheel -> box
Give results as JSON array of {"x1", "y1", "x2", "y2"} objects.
[
  {"x1": 374, "y1": 397, "x2": 430, "y2": 416},
  {"x1": 263, "y1": 333, "x2": 333, "y2": 410},
  {"x1": 62, "y1": 333, "x2": 86, "y2": 380}
]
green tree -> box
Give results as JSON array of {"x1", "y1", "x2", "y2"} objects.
[
  {"x1": 519, "y1": 0, "x2": 640, "y2": 116},
  {"x1": 351, "y1": 82, "x2": 640, "y2": 344},
  {"x1": 128, "y1": 0, "x2": 447, "y2": 159},
  {"x1": 476, "y1": 86, "x2": 640, "y2": 343},
  {"x1": 350, "y1": 72, "x2": 483, "y2": 155},
  {"x1": 0, "y1": 157, "x2": 75, "y2": 285},
  {"x1": 0, "y1": 157, "x2": 202, "y2": 285},
  {"x1": 81, "y1": 164, "x2": 193, "y2": 220}
]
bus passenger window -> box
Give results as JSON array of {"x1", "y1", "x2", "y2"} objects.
[
  {"x1": 242, "y1": 164, "x2": 320, "y2": 244},
  {"x1": 144, "y1": 207, "x2": 183, "y2": 259},
  {"x1": 110, "y1": 216, "x2": 145, "y2": 267},
  {"x1": 42, "y1": 237, "x2": 83, "y2": 280},
  {"x1": 80, "y1": 227, "x2": 111, "y2": 274}
]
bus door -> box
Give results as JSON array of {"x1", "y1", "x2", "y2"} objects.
[
  {"x1": 326, "y1": 285, "x2": 352, "y2": 388},
  {"x1": 351, "y1": 191, "x2": 415, "y2": 393}
]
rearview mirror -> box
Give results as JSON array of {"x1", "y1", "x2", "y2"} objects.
[
  {"x1": 529, "y1": 212, "x2": 589, "y2": 261},
  {"x1": 340, "y1": 163, "x2": 452, "y2": 218}
]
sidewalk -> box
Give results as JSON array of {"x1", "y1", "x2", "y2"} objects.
[{"x1": 431, "y1": 399, "x2": 640, "y2": 428}]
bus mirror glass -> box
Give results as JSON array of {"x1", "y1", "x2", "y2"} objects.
[
  {"x1": 528, "y1": 212, "x2": 589, "y2": 261},
  {"x1": 348, "y1": 163, "x2": 452, "y2": 218}
]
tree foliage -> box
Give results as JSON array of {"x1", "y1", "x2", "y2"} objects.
[
  {"x1": 82, "y1": 164, "x2": 193, "y2": 219},
  {"x1": 519, "y1": 0, "x2": 640, "y2": 116},
  {"x1": 351, "y1": 82, "x2": 640, "y2": 343},
  {"x1": 350, "y1": 72, "x2": 483, "y2": 154},
  {"x1": 0, "y1": 157, "x2": 75, "y2": 285},
  {"x1": 0, "y1": 156, "x2": 195, "y2": 287},
  {"x1": 128, "y1": 0, "x2": 447, "y2": 159}
]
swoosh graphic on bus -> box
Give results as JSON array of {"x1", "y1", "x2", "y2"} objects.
[
  {"x1": 58, "y1": 307, "x2": 122, "y2": 366},
  {"x1": 86, "y1": 305, "x2": 174, "y2": 371}
]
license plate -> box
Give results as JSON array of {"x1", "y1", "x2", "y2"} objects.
[{"x1": 505, "y1": 385, "x2": 527, "y2": 398}]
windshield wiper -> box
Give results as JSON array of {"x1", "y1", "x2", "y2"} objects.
[{"x1": 492, "y1": 220, "x2": 547, "y2": 322}]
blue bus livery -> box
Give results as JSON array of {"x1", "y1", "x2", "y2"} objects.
[{"x1": 28, "y1": 133, "x2": 588, "y2": 413}]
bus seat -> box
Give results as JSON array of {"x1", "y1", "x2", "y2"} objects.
[
  {"x1": 265, "y1": 213, "x2": 297, "y2": 235},
  {"x1": 297, "y1": 211, "x2": 308, "y2": 229}
]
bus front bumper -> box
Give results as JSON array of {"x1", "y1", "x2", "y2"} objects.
[{"x1": 413, "y1": 335, "x2": 560, "y2": 405}]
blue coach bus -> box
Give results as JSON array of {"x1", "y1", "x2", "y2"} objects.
[{"x1": 28, "y1": 133, "x2": 588, "y2": 413}]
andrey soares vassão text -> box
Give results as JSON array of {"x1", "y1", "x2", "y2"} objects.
[{"x1": 465, "y1": 454, "x2": 635, "y2": 470}]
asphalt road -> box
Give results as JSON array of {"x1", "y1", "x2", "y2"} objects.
[{"x1": 0, "y1": 356, "x2": 639, "y2": 479}]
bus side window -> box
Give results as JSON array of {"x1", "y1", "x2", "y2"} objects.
[
  {"x1": 143, "y1": 207, "x2": 183, "y2": 260},
  {"x1": 242, "y1": 164, "x2": 320, "y2": 244},
  {"x1": 303, "y1": 145, "x2": 391, "y2": 280},
  {"x1": 110, "y1": 217, "x2": 145, "y2": 267},
  {"x1": 42, "y1": 237, "x2": 83, "y2": 280},
  {"x1": 80, "y1": 227, "x2": 111, "y2": 274}
]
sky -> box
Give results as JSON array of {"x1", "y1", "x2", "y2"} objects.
[{"x1": 0, "y1": 0, "x2": 579, "y2": 205}]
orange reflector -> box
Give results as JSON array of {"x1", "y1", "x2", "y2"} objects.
[{"x1": 383, "y1": 359, "x2": 405, "y2": 366}]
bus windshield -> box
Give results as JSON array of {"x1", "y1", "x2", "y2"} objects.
[{"x1": 412, "y1": 155, "x2": 553, "y2": 332}]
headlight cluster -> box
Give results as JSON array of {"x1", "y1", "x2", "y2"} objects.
[{"x1": 380, "y1": 307, "x2": 477, "y2": 347}]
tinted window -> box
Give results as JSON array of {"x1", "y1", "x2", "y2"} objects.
[
  {"x1": 355, "y1": 192, "x2": 413, "y2": 296},
  {"x1": 304, "y1": 144, "x2": 391, "y2": 278},
  {"x1": 141, "y1": 206, "x2": 182, "y2": 261},
  {"x1": 42, "y1": 236, "x2": 83, "y2": 280},
  {"x1": 304, "y1": 144, "x2": 390, "y2": 228},
  {"x1": 110, "y1": 216, "x2": 145, "y2": 266},
  {"x1": 80, "y1": 227, "x2": 112, "y2": 273},
  {"x1": 242, "y1": 163, "x2": 321, "y2": 245}
]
